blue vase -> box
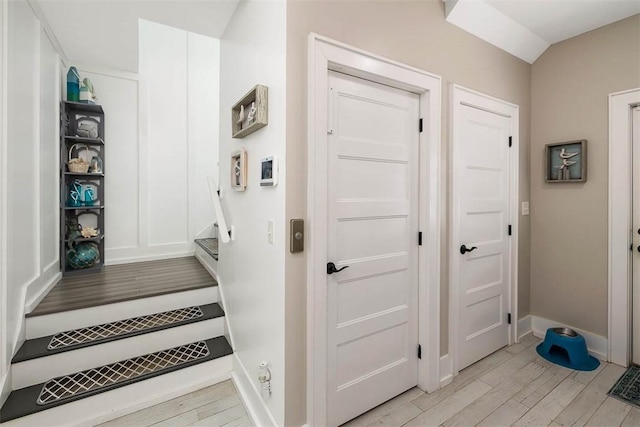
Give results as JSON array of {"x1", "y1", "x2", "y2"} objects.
[
  {"x1": 67, "y1": 67, "x2": 80, "y2": 102},
  {"x1": 67, "y1": 242, "x2": 99, "y2": 269}
]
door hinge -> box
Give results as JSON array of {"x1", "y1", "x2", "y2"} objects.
[
  {"x1": 508, "y1": 225, "x2": 512, "y2": 236},
  {"x1": 507, "y1": 313, "x2": 512, "y2": 324},
  {"x1": 418, "y1": 232, "x2": 423, "y2": 246},
  {"x1": 417, "y1": 344, "x2": 422, "y2": 359},
  {"x1": 419, "y1": 118, "x2": 423, "y2": 133},
  {"x1": 509, "y1": 136, "x2": 512, "y2": 147}
]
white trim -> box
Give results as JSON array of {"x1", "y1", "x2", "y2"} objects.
[
  {"x1": 25, "y1": 0, "x2": 67, "y2": 64},
  {"x1": 105, "y1": 248, "x2": 195, "y2": 265},
  {"x1": 24, "y1": 269, "x2": 60, "y2": 314},
  {"x1": 231, "y1": 354, "x2": 278, "y2": 427},
  {"x1": 518, "y1": 315, "x2": 532, "y2": 341},
  {"x1": 76, "y1": 63, "x2": 140, "y2": 82},
  {"x1": 307, "y1": 33, "x2": 442, "y2": 427},
  {"x1": 449, "y1": 84, "x2": 520, "y2": 375},
  {"x1": 531, "y1": 315, "x2": 608, "y2": 361},
  {"x1": 608, "y1": 87, "x2": 640, "y2": 367},
  {"x1": 0, "y1": 0, "x2": 8, "y2": 388},
  {"x1": 439, "y1": 354, "x2": 453, "y2": 387},
  {"x1": 195, "y1": 248, "x2": 238, "y2": 351}
]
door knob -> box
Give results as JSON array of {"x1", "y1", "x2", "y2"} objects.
[
  {"x1": 327, "y1": 262, "x2": 349, "y2": 275},
  {"x1": 460, "y1": 244, "x2": 478, "y2": 254}
]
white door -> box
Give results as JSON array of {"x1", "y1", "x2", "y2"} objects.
[
  {"x1": 453, "y1": 101, "x2": 513, "y2": 371},
  {"x1": 326, "y1": 71, "x2": 420, "y2": 426},
  {"x1": 632, "y1": 106, "x2": 640, "y2": 364}
]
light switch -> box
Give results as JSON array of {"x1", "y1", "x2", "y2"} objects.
[
  {"x1": 521, "y1": 202, "x2": 530, "y2": 216},
  {"x1": 267, "y1": 219, "x2": 274, "y2": 244}
]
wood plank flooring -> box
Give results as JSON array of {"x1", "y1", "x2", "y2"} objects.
[
  {"x1": 99, "y1": 380, "x2": 251, "y2": 427},
  {"x1": 29, "y1": 257, "x2": 217, "y2": 317},
  {"x1": 343, "y1": 334, "x2": 640, "y2": 427}
]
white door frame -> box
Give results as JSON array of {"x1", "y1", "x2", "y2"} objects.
[
  {"x1": 0, "y1": 0, "x2": 8, "y2": 391},
  {"x1": 449, "y1": 85, "x2": 519, "y2": 375},
  {"x1": 307, "y1": 33, "x2": 442, "y2": 426},
  {"x1": 608, "y1": 87, "x2": 640, "y2": 367}
]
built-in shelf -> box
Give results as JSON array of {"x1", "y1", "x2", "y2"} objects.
[
  {"x1": 64, "y1": 205, "x2": 104, "y2": 211},
  {"x1": 63, "y1": 101, "x2": 104, "y2": 114},
  {"x1": 61, "y1": 101, "x2": 106, "y2": 276},
  {"x1": 64, "y1": 135, "x2": 105, "y2": 146},
  {"x1": 64, "y1": 234, "x2": 104, "y2": 244},
  {"x1": 64, "y1": 172, "x2": 104, "y2": 177}
]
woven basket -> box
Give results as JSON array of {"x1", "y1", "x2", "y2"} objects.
[{"x1": 68, "y1": 144, "x2": 90, "y2": 173}]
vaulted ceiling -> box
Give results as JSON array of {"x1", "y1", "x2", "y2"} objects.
[{"x1": 444, "y1": 0, "x2": 640, "y2": 63}]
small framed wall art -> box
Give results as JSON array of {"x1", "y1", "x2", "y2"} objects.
[
  {"x1": 231, "y1": 85, "x2": 268, "y2": 139},
  {"x1": 230, "y1": 149, "x2": 247, "y2": 191},
  {"x1": 545, "y1": 139, "x2": 587, "y2": 183}
]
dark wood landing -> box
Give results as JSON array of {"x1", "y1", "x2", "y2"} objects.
[{"x1": 28, "y1": 257, "x2": 217, "y2": 317}]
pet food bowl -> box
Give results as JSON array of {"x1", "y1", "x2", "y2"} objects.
[{"x1": 536, "y1": 327, "x2": 600, "y2": 371}]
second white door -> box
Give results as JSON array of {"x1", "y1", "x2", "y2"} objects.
[
  {"x1": 453, "y1": 92, "x2": 514, "y2": 371},
  {"x1": 326, "y1": 71, "x2": 420, "y2": 426}
]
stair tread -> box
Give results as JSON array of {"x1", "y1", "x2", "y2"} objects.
[
  {"x1": 0, "y1": 337, "x2": 232, "y2": 423},
  {"x1": 13, "y1": 303, "x2": 225, "y2": 363}
]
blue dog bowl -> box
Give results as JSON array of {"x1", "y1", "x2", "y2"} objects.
[{"x1": 536, "y1": 327, "x2": 600, "y2": 371}]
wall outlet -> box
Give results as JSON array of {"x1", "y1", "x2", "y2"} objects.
[{"x1": 521, "y1": 201, "x2": 530, "y2": 216}]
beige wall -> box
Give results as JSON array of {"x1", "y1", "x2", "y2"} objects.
[
  {"x1": 285, "y1": 1, "x2": 531, "y2": 424},
  {"x1": 530, "y1": 15, "x2": 640, "y2": 337}
]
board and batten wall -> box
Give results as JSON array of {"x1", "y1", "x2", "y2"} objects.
[
  {"x1": 2, "y1": 0, "x2": 61, "y2": 403},
  {"x1": 285, "y1": 3, "x2": 531, "y2": 423},
  {"x1": 217, "y1": 0, "x2": 287, "y2": 425},
  {"x1": 78, "y1": 20, "x2": 220, "y2": 264},
  {"x1": 530, "y1": 14, "x2": 640, "y2": 338}
]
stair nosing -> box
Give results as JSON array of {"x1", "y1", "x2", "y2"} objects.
[
  {"x1": 0, "y1": 336, "x2": 232, "y2": 423},
  {"x1": 13, "y1": 303, "x2": 225, "y2": 364}
]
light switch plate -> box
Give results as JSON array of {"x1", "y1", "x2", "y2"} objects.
[
  {"x1": 522, "y1": 201, "x2": 530, "y2": 216},
  {"x1": 267, "y1": 219, "x2": 274, "y2": 244}
]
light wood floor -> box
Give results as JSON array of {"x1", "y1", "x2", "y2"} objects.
[
  {"x1": 99, "y1": 379, "x2": 251, "y2": 427},
  {"x1": 343, "y1": 334, "x2": 640, "y2": 427},
  {"x1": 30, "y1": 256, "x2": 217, "y2": 316}
]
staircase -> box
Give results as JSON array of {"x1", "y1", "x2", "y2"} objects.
[{"x1": 0, "y1": 257, "x2": 233, "y2": 426}]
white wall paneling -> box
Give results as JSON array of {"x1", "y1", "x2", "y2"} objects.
[
  {"x1": 7, "y1": 0, "x2": 41, "y2": 356},
  {"x1": 1, "y1": 1, "x2": 63, "y2": 405},
  {"x1": 93, "y1": 20, "x2": 220, "y2": 264}
]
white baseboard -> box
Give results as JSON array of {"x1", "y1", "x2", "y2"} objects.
[
  {"x1": 530, "y1": 315, "x2": 608, "y2": 361},
  {"x1": 195, "y1": 250, "x2": 236, "y2": 351},
  {"x1": 231, "y1": 354, "x2": 278, "y2": 427},
  {"x1": 0, "y1": 370, "x2": 11, "y2": 409},
  {"x1": 104, "y1": 248, "x2": 195, "y2": 265},
  {"x1": 439, "y1": 354, "x2": 452, "y2": 387},
  {"x1": 518, "y1": 315, "x2": 532, "y2": 341},
  {"x1": 25, "y1": 269, "x2": 60, "y2": 314}
]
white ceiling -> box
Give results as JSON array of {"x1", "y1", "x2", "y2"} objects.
[
  {"x1": 37, "y1": 0, "x2": 240, "y2": 72},
  {"x1": 445, "y1": 0, "x2": 640, "y2": 63}
]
